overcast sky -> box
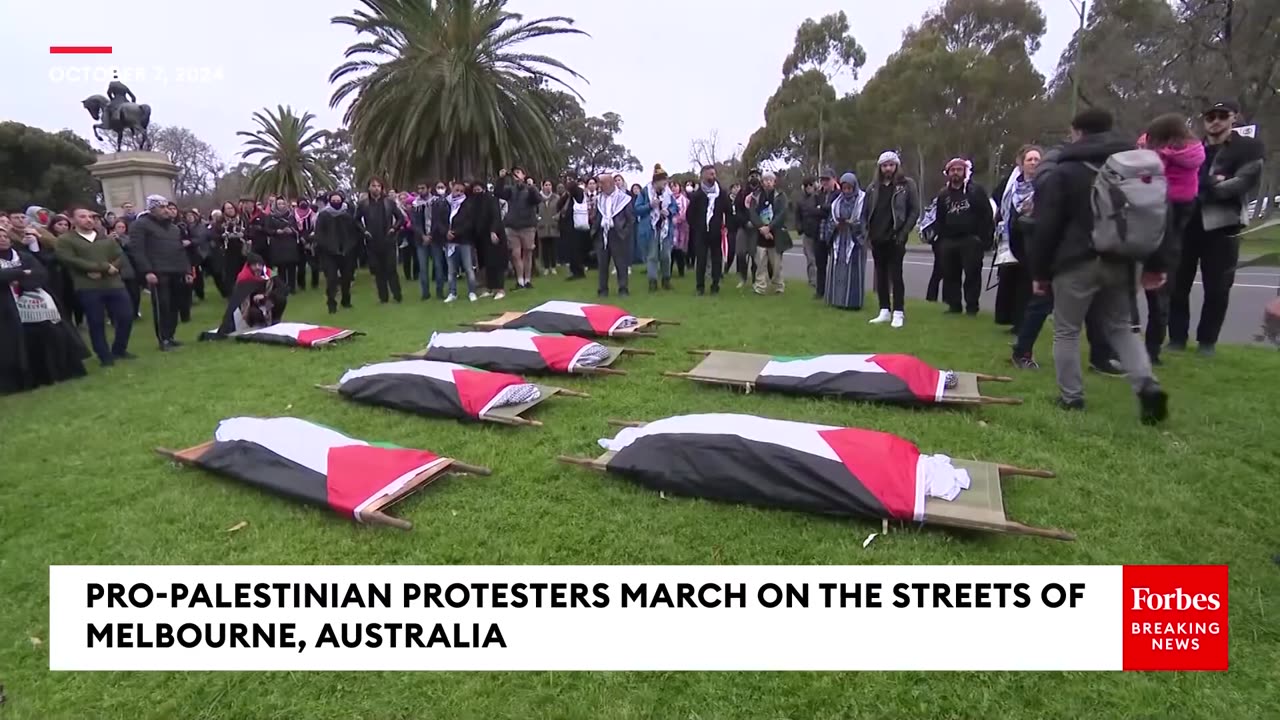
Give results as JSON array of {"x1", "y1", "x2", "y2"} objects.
[{"x1": 4, "y1": 0, "x2": 1080, "y2": 184}]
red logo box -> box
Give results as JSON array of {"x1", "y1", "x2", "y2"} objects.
[{"x1": 1122, "y1": 565, "x2": 1229, "y2": 671}]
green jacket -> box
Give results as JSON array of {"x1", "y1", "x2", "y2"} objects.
[
  {"x1": 55, "y1": 230, "x2": 125, "y2": 291},
  {"x1": 537, "y1": 195, "x2": 560, "y2": 237},
  {"x1": 747, "y1": 189, "x2": 793, "y2": 253}
]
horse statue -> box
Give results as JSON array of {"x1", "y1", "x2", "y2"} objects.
[{"x1": 82, "y1": 93, "x2": 152, "y2": 152}]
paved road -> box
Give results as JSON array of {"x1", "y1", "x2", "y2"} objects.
[{"x1": 773, "y1": 248, "x2": 1278, "y2": 346}]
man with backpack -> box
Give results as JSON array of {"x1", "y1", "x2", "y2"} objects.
[{"x1": 1031, "y1": 108, "x2": 1172, "y2": 424}]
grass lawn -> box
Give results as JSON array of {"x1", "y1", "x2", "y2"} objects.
[
  {"x1": 1240, "y1": 221, "x2": 1280, "y2": 261},
  {"x1": 2, "y1": 268, "x2": 1278, "y2": 719}
]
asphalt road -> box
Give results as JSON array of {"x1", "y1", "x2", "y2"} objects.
[{"x1": 775, "y1": 248, "x2": 1278, "y2": 346}]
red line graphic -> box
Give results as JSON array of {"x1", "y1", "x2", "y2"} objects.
[{"x1": 50, "y1": 46, "x2": 113, "y2": 55}]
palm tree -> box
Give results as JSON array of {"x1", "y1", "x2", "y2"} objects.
[
  {"x1": 237, "y1": 105, "x2": 337, "y2": 199},
  {"x1": 329, "y1": 0, "x2": 586, "y2": 184}
]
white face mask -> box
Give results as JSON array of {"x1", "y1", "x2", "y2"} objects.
[
  {"x1": 435, "y1": 188, "x2": 446, "y2": 196},
  {"x1": 686, "y1": 185, "x2": 695, "y2": 193}
]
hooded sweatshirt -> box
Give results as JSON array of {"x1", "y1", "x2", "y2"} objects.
[{"x1": 1154, "y1": 143, "x2": 1206, "y2": 204}]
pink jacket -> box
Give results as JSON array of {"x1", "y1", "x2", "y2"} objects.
[{"x1": 1151, "y1": 141, "x2": 1205, "y2": 204}]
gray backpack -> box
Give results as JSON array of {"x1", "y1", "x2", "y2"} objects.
[{"x1": 1085, "y1": 150, "x2": 1168, "y2": 259}]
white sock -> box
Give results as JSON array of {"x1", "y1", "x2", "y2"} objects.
[{"x1": 870, "y1": 309, "x2": 891, "y2": 324}]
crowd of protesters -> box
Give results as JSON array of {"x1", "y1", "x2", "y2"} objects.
[{"x1": 3, "y1": 100, "x2": 1267, "y2": 429}]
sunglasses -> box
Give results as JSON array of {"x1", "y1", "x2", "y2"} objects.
[{"x1": 1204, "y1": 111, "x2": 1232, "y2": 121}]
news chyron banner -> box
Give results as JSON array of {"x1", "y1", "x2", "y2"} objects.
[{"x1": 48, "y1": 565, "x2": 1227, "y2": 672}]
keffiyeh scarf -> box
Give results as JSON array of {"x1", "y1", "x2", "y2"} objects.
[
  {"x1": 1, "y1": 250, "x2": 61, "y2": 323},
  {"x1": 996, "y1": 168, "x2": 1034, "y2": 266},
  {"x1": 830, "y1": 187, "x2": 866, "y2": 263},
  {"x1": 701, "y1": 181, "x2": 720, "y2": 228},
  {"x1": 597, "y1": 188, "x2": 631, "y2": 241},
  {"x1": 646, "y1": 183, "x2": 675, "y2": 238}
]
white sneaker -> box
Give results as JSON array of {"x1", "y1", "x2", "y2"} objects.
[
  {"x1": 444, "y1": 294, "x2": 457, "y2": 304},
  {"x1": 478, "y1": 291, "x2": 492, "y2": 298},
  {"x1": 468, "y1": 292, "x2": 477, "y2": 302},
  {"x1": 869, "y1": 309, "x2": 891, "y2": 324},
  {"x1": 493, "y1": 291, "x2": 506, "y2": 301},
  {"x1": 891, "y1": 311, "x2": 905, "y2": 329}
]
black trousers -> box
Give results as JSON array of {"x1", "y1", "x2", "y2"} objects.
[
  {"x1": 871, "y1": 242, "x2": 906, "y2": 311},
  {"x1": 480, "y1": 240, "x2": 506, "y2": 291},
  {"x1": 596, "y1": 237, "x2": 630, "y2": 294},
  {"x1": 693, "y1": 232, "x2": 723, "y2": 292},
  {"x1": 1168, "y1": 206, "x2": 1237, "y2": 346},
  {"x1": 320, "y1": 252, "x2": 355, "y2": 309},
  {"x1": 994, "y1": 264, "x2": 1031, "y2": 326},
  {"x1": 191, "y1": 263, "x2": 205, "y2": 301},
  {"x1": 926, "y1": 242, "x2": 943, "y2": 301},
  {"x1": 123, "y1": 279, "x2": 142, "y2": 317},
  {"x1": 539, "y1": 233, "x2": 557, "y2": 271},
  {"x1": 401, "y1": 241, "x2": 419, "y2": 280},
  {"x1": 939, "y1": 236, "x2": 984, "y2": 312},
  {"x1": 366, "y1": 242, "x2": 402, "y2": 302},
  {"x1": 150, "y1": 272, "x2": 188, "y2": 343},
  {"x1": 277, "y1": 263, "x2": 299, "y2": 294}
]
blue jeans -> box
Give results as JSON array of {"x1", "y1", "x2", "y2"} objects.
[
  {"x1": 416, "y1": 243, "x2": 446, "y2": 298},
  {"x1": 77, "y1": 288, "x2": 133, "y2": 362},
  {"x1": 647, "y1": 228, "x2": 673, "y2": 280},
  {"x1": 445, "y1": 244, "x2": 476, "y2": 297}
]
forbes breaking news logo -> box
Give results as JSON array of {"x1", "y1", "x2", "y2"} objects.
[{"x1": 1123, "y1": 565, "x2": 1229, "y2": 671}]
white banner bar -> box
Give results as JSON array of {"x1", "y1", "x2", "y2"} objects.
[{"x1": 50, "y1": 565, "x2": 1123, "y2": 671}]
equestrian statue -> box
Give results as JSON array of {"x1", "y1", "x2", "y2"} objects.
[{"x1": 82, "y1": 76, "x2": 152, "y2": 152}]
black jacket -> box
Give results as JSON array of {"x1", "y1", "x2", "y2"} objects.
[
  {"x1": 933, "y1": 182, "x2": 995, "y2": 245},
  {"x1": 430, "y1": 197, "x2": 457, "y2": 245},
  {"x1": 265, "y1": 213, "x2": 301, "y2": 264},
  {"x1": 314, "y1": 206, "x2": 361, "y2": 256},
  {"x1": 1199, "y1": 133, "x2": 1266, "y2": 232},
  {"x1": 497, "y1": 178, "x2": 540, "y2": 229},
  {"x1": 130, "y1": 212, "x2": 192, "y2": 275},
  {"x1": 355, "y1": 194, "x2": 405, "y2": 248},
  {"x1": 687, "y1": 185, "x2": 733, "y2": 243},
  {"x1": 1030, "y1": 132, "x2": 1174, "y2": 279},
  {"x1": 862, "y1": 174, "x2": 921, "y2": 246},
  {"x1": 797, "y1": 191, "x2": 825, "y2": 240},
  {"x1": 456, "y1": 192, "x2": 503, "y2": 247}
]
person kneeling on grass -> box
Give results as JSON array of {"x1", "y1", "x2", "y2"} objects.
[{"x1": 213, "y1": 253, "x2": 289, "y2": 336}]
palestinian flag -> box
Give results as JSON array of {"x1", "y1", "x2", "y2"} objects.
[
  {"x1": 238, "y1": 322, "x2": 356, "y2": 347},
  {"x1": 338, "y1": 360, "x2": 540, "y2": 421},
  {"x1": 196, "y1": 417, "x2": 447, "y2": 522},
  {"x1": 507, "y1": 301, "x2": 637, "y2": 337},
  {"x1": 756, "y1": 354, "x2": 951, "y2": 404},
  {"x1": 598, "y1": 413, "x2": 971, "y2": 522},
  {"x1": 425, "y1": 330, "x2": 609, "y2": 374}
]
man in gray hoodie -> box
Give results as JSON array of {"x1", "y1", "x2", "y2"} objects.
[{"x1": 498, "y1": 166, "x2": 542, "y2": 290}]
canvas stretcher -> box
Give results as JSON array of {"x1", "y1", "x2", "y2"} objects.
[
  {"x1": 200, "y1": 323, "x2": 364, "y2": 348},
  {"x1": 468, "y1": 312, "x2": 668, "y2": 338},
  {"x1": 666, "y1": 350, "x2": 1019, "y2": 406},
  {"x1": 155, "y1": 418, "x2": 491, "y2": 530},
  {"x1": 316, "y1": 383, "x2": 584, "y2": 427},
  {"x1": 392, "y1": 339, "x2": 654, "y2": 377},
  {"x1": 557, "y1": 417, "x2": 1071, "y2": 541}
]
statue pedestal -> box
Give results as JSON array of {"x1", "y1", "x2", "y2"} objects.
[{"x1": 91, "y1": 151, "x2": 178, "y2": 215}]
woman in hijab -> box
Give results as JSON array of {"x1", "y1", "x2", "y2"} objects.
[
  {"x1": 266, "y1": 197, "x2": 301, "y2": 292},
  {"x1": 824, "y1": 172, "x2": 868, "y2": 310},
  {"x1": 0, "y1": 228, "x2": 87, "y2": 394},
  {"x1": 671, "y1": 181, "x2": 690, "y2": 278}
]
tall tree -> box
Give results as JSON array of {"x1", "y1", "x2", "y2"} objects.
[
  {"x1": 329, "y1": 0, "x2": 587, "y2": 185},
  {"x1": 855, "y1": 0, "x2": 1047, "y2": 193},
  {"x1": 237, "y1": 105, "x2": 336, "y2": 200},
  {"x1": 0, "y1": 123, "x2": 100, "y2": 212},
  {"x1": 559, "y1": 112, "x2": 641, "y2": 179},
  {"x1": 744, "y1": 12, "x2": 865, "y2": 173},
  {"x1": 314, "y1": 128, "x2": 357, "y2": 192}
]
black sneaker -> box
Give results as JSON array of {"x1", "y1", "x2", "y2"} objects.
[
  {"x1": 100, "y1": 357, "x2": 116, "y2": 367},
  {"x1": 1056, "y1": 397, "x2": 1085, "y2": 412},
  {"x1": 328, "y1": 305, "x2": 338, "y2": 315},
  {"x1": 966, "y1": 309, "x2": 979, "y2": 316},
  {"x1": 598, "y1": 290, "x2": 609, "y2": 298},
  {"x1": 661, "y1": 278, "x2": 671, "y2": 290},
  {"x1": 1011, "y1": 354, "x2": 1039, "y2": 370},
  {"x1": 945, "y1": 306, "x2": 962, "y2": 314},
  {"x1": 1137, "y1": 381, "x2": 1169, "y2": 425},
  {"x1": 619, "y1": 288, "x2": 630, "y2": 297},
  {"x1": 1167, "y1": 340, "x2": 1187, "y2": 352},
  {"x1": 158, "y1": 343, "x2": 173, "y2": 353},
  {"x1": 167, "y1": 339, "x2": 184, "y2": 348},
  {"x1": 696, "y1": 288, "x2": 705, "y2": 296},
  {"x1": 1089, "y1": 359, "x2": 1126, "y2": 377},
  {"x1": 649, "y1": 279, "x2": 659, "y2": 292},
  {"x1": 525, "y1": 281, "x2": 534, "y2": 290},
  {"x1": 710, "y1": 286, "x2": 720, "y2": 295},
  {"x1": 113, "y1": 352, "x2": 137, "y2": 361},
  {"x1": 1197, "y1": 343, "x2": 1216, "y2": 357}
]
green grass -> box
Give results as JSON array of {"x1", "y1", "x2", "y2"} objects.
[
  {"x1": 3, "y1": 269, "x2": 1278, "y2": 719},
  {"x1": 1240, "y1": 222, "x2": 1280, "y2": 261}
]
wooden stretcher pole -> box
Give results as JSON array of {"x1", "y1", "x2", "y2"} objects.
[
  {"x1": 554, "y1": 388, "x2": 591, "y2": 398},
  {"x1": 556, "y1": 455, "x2": 605, "y2": 469},
  {"x1": 1004, "y1": 521, "x2": 1075, "y2": 541},
  {"x1": 978, "y1": 395, "x2": 1024, "y2": 405},
  {"x1": 974, "y1": 373, "x2": 1015, "y2": 382},
  {"x1": 579, "y1": 367, "x2": 627, "y2": 376},
  {"x1": 389, "y1": 351, "x2": 419, "y2": 359},
  {"x1": 685, "y1": 349, "x2": 713, "y2": 356},
  {"x1": 997, "y1": 464, "x2": 1056, "y2": 479},
  {"x1": 363, "y1": 510, "x2": 412, "y2": 530},
  {"x1": 447, "y1": 461, "x2": 492, "y2": 476},
  {"x1": 606, "y1": 419, "x2": 647, "y2": 428},
  {"x1": 661, "y1": 371, "x2": 690, "y2": 379},
  {"x1": 629, "y1": 331, "x2": 659, "y2": 337},
  {"x1": 653, "y1": 319, "x2": 681, "y2": 326}
]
